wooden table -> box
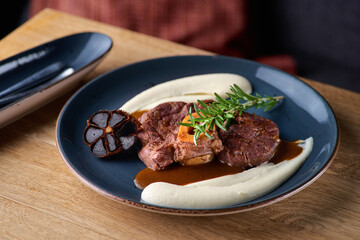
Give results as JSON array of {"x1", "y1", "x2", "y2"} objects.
[{"x1": 0, "y1": 9, "x2": 359, "y2": 239}]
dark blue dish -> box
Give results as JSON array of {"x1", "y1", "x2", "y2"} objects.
[
  {"x1": 0, "y1": 32, "x2": 112, "y2": 128},
  {"x1": 56, "y1": 55, "x2": 339, "y2": 215}
]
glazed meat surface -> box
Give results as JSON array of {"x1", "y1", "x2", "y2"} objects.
[
  {"x1": 137, "y1": 102, "x2": 187, "y2": 170},
  {"x1": 137, "y1": 101, "x2": 223, "y2": 170},
  {"x1": 137, "y1": 101, "x2": 280, "y2": 170},
  {"x1": 173, "y1": 131, "x2": 223, "y2": 164},
  {"x1": 217, "y1": 112, "x2": 280, "y2": 168}
]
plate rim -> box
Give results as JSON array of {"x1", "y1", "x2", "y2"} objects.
[{"x1": 55, "y1": 55, "x2": 340, "y2": 216}]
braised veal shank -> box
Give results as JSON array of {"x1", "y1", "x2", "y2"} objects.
[
  {"x1": 136, "y1": 101, "x2": 280, "y2": 170},
  {"x1": 217, "y1": 112, "x2": 280, "y2": 168},
  {"x1": 137, "y1": 101, "x2": 223, "y2": 170}
]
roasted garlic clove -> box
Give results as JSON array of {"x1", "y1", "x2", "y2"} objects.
[{"x1": 83, "y1": 110, "x2": 140, "y2": 158}]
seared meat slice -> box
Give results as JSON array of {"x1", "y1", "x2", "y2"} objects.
[
  {"x1": 217, "y1": 112, "x2": 280, "y2": 168},
  {"x1": 137, "y1": 101, "x2": 223, "y2": 170},
  {"x1": 174, "y1": 131, "x2": 223, "y2": 165},
  {"x1": 138, "y1": 140, "x2": 174, "y2": 170},
  {"x1": 137, "y1": 101, "x2": 188, "y2": 144},
  {"x1": 137, "y1": 102, "x2": 189, "y2": 170}
]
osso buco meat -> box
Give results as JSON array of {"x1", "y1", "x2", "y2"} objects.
[{"x1": 136, "y1": 102, "x2": 280, "y2": 170}]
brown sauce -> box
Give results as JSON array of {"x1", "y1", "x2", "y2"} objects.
[
  {"x1": 134, "y1": 161, "x2": 243, "y2": 189},
  {"x1": 134, "y1": 140, "x2": 303, "y2": 189},
  {"x1": 131, "y1": 110, "x2": 148, "y2": 120},
  {"x1": 270, "y1": 140, "x2": 303, "y2": 164}
]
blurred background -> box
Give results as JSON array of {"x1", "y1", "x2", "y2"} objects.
[{"x1": 1, "y1": 0, "x2": 360, "y2": 92}]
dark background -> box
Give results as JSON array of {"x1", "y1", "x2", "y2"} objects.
[
  {"x1": 0, "y1": 1, "x2": 28, "y2": 39},
  {"x1": 249, "y1": 0, "x2": 360, "y2": 92},
  {"x1": 1, "y1": 0, "x2": 360, "y2": 92}
]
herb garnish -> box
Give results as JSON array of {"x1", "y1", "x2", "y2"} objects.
[{"x1": 178, "y1": 84, "x2": 284, "y2": 145}]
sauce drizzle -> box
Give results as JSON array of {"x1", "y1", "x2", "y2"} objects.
[
  {"x1": 131, "y1": 110, "x2": 147, "y2": 120},
  {"x1": 134, "y1": 140, "x2": 303, "y2": 189},
  {"x1": 134, "y1": 161, "x2": 243, "y2": 189},
  {"x1": 270, "y1": 140, "x2": 303, "y2": 164}
]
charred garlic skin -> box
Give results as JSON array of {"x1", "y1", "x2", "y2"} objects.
[{"x1": 83, "y1": 110, "x2": 140, "y2": 158}]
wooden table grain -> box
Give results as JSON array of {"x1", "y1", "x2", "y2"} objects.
[{"x1": 0, "y1": 9, "x2": 359, "y2": 240}]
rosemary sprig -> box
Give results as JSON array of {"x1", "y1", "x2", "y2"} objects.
[{"x1": 178, "y1": 84, "x2": 284, "y2": 145}]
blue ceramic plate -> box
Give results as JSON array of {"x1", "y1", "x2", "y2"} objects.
[
  {"x1": 56, "y1": 55, "x2": 339, "y2": 215},
  {"x1": 0, "y1": 32, "x2": 112, "y2": 128}
]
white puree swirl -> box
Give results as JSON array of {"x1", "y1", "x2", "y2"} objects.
[
  {"x1": 141, "y1": 137, "x2": 313, "y2": 209},
  {"x1": 120, "y1": 73, "x2": 252, "y2": 113}
]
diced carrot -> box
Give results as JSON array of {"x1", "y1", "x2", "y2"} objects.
[{"x1": 177, "y1": 113, "x2": 214, "y2": 143}]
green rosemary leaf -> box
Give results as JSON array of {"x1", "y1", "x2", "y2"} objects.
[
  {"x1": 193, "y1": 103, "x2": 205, "y2": 118},
  {"x1": 178, "y1": 122, "x2": 193, "y2": 127},
  {"x1": 214, "y1": 93, "x2": 228, "y2": 104},
  {"x1": 203, "y1": 130, "x2": 213, "y2": 139},
  {"x1": 209, "y1": 118, "x2": 216, "y2": 130},
  {"x1": 188, "y1": 107, "x2": 195, "y2": 125},
  {"x1": 198, "y1": 108, "x2": 212, "y2": 116},
  {"x1": 224, "y1": 118, "x2": 232, "y2": 129},
  {"x1": 193, "y1": 130, "x2": 200, "y2": 145},
  {"x1": 193, "y1": 117, "x2": 208, "y2": 122},
  {"x1": 215, "y1": 118, "x2": 227, "y2": 131},
  {"x1": 198, "y1": 100, "x2": 211, "y2": 110},
  {"x1": 217, "y1": 114, "x2": 225, "y2": 121},
  {"x1": 265, "y1": 101, "x2": 277, "y2": 111},
  {"x1": 178, "y1": 84, "x2": 284, "y2": 144},
  {"x1": 194, "y1": 125, "x2": 206, "y2": 134},
  {"x1": 224, "y1": 112, "x2": 235, "y2": 118}
]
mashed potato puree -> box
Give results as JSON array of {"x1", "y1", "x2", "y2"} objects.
[
  {"x1": 141, "y1": 137, "x2": 313, "y2": 209},
  {"x1": 120, "y1": 73, "x2": 252, "y2": 113}
]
